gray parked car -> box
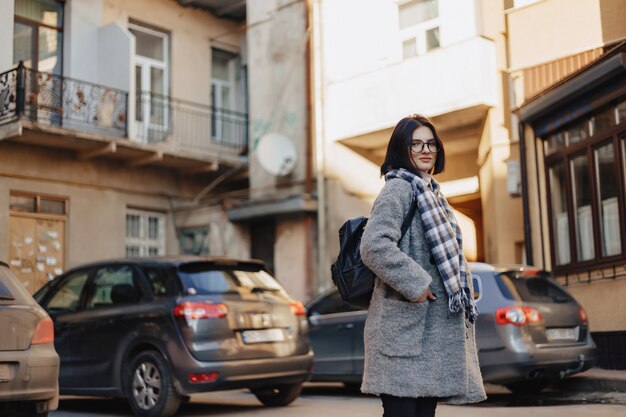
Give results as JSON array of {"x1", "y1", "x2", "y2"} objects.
[
  {"x1": 307, "y1": 262, "x2": 597, "y2": 394},
  {"x1": 33, "y1": 257, "x2": 313, "y2": 417},
  {"x1": 0, "y1": 261, "x2": 60, "y2": 417}
]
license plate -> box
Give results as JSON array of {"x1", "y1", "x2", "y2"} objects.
[
  {"x1": 545, "y1": 327, "x2": 577, "y2": 341},
  {"x1": 241, "y1": 328, "x2": 285, "y2": 344},
  {"x1": 0, "y1": 363, "x2": 13, "y2": 382}
]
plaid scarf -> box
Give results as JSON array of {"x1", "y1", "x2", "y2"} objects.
[{"x1": 385, "y1": 168, "x2": 478, "y2": 323}]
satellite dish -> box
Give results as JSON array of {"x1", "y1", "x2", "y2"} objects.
[{"x1": 256, "y1": 132, "x2": 297, "y2": 176}]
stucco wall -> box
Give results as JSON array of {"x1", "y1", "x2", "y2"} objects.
[
  {"x1": 101, "y1": 0, "x2": 243, "y2": 105},
  {"x1": 565, "y1": 277, "x2": 626, "y2": 333},
  {"x1": 507, "y1": 0, "x2": 605, "y2": 70},
  {"x1": 0, "y1": 142, "x2": 209, "y2": 268},
  {"x1": 247, "y1": 0, "x2": 308, "y2": 200}
]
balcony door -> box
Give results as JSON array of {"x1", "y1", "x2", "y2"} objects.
[
  {"x1": 211, "y1": 49, "x2": 237, "y2": 144},
  {"x1": 129, "y1": 23, "x2": 169, "y2": 143}
]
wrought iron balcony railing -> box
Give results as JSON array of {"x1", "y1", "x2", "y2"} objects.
[
  {"x1": 0, "y1": 63, "x2": 128, "y2": 137},
  {"x1": 134, "y1": 91, "x2": 248, "y2": 156},
  {"x1": 0, "y1": 63, "x2": 248, "y2": 158}
]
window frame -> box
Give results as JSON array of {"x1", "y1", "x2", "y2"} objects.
[
  {"x1": 397, "y1": 0, "x2": 440, "y2": 59},
  {"x1": 13, "y1": 0, "x2": 64, "y2": 74},
  {"x1": 543, "y1": 101, "x2": 626, "y2": 274},
  {"x1": 125, "y1": 209, "x2": 166, "y2": 257}
]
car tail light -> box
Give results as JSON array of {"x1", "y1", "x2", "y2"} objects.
[
  {"x1": 579, "y1": 307, "x2": 588, "y2": 324},
  {"x1": 173, "y1": 302, "x2": 228, "y2": 319},
  {"x1": 495, "y1": 306, "x2": 543, "y2": 326},
  {"x1": 31, "y1": 317, "x2": 54, "y2": 345},
  {"x1": 289, "y1": 301, "x2": 307, "y2": 316},
  {"x1": 188, "y1": 371, "x2": 218, "y2": 383}
]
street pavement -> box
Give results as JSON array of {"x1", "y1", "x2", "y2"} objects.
[{"x1": 50, "y1": 373, "x2": 626, "y2": 417}]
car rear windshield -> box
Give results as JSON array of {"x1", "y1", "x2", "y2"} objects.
[
  {"x1": 496, "y1": 271, "x2": 575, "y2": 303},
  {"x1": 177, "y1": 262, "x2": 286, "y2": 295}
]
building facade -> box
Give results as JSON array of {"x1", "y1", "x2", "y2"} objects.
[
  {"x1": 0, "y1": 0, "x2": 250, "y2": 292},
  {"x1": 508, "y1": 0, "x2": 626, "y2": 369}
]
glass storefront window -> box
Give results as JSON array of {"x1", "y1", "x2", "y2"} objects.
[
  {"x1": 591, "y1": 106, "x2": 616, "y2": 135},
  {"x1": 617, "y1": 100, "x2": 626, "y2": 124},
  {"x1": 595, "y1": 143, "x2": 621, "y2": 256},
  {"x1": 566, "y1": 120, "x2": 589, "y2": 145},
  {"x1": 545, "y1": 132, "x2": 566, "y2": 155},
  {"x1": 570, "y1": 155, "x2": 595, "y2": 261},
  {"x1": 549, "y1": 163, "x2": 571, "y2": 265}
]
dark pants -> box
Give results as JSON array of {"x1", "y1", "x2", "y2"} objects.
[{"x1": 381, "y1": 394, "x2": 438, "y2": 417}]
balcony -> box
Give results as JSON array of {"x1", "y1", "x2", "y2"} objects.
[
  {"x1": 324, "y1": 36, "x2": 498, "y2": 142},
  {"x1": 0, "y1": 63, "x2": 248, "y2": 172}
]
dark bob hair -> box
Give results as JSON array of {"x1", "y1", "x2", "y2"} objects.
[{"x1": 380, "y1": 114, "x2": 445, "y2": 176}]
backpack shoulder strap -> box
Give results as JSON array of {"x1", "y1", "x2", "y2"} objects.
[{"x1": 400, "y1": 195, "x2": 417, "y2": 238}]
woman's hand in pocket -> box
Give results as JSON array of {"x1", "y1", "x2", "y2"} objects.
[{"x1": 415, "y1": 288, "x2": 437, "y2": 303}]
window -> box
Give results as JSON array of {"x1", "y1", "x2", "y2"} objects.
[
  {"x1": 309, "y1": 290, "x2": 361, "y2": 316},
  {"x1": 595, "y1": 143, "x2": 621, "y2": 256},
  {"x1": 45, "y1": 269, "x2": 89, "y2": 311},
  {"x1": 549, "y1": 163, "x2": 571, "y2": 265},
  {"x1": 13, "y1": 0, "x2": 63, "y2": 74},
  {"x1": 398, "y1": 0, "x2": 438, "y2": 29},
  {"x1": 9, "y1": 193, "x2": 66, "y2": 214},
  {"x1": 211, "y1": 48, "x2": 240, "y2": 144},
  {"x1": 402, "y1": 38, "x2": 417, "y2": 59},
  {"x1": 86, "y1": 265, "x2": 141, "y2": 308},
  {"x1": 591, "y1": 106, "x2": 616, "y2": 135},
  {"x1": 426, "y1": 27, "x2": 440, "y2": 51},
  {"x1": 570, "y1": 154, "x2": 594, "y2": 261},
  {"x1": 617, "y1": 100, "x2": 626, "y2": 123},
  {"x1": 142, "y1": 266, "x2": 180, "y2": 298},
  {"x1": 398, "y1": 0, "x2": 440, "y2": 59},
  {"x1": 130, "y1": 22, "x2": 169, "y2": 144},
  {"x1": 125, "y1": 210, "x2": 165, "y2": 257},
  {"x1": 544, "y1": 100, "x2": 626, "y2": 272},
  {"x1": 179, "y1": 227, "x2": 209, "y2": 255}
]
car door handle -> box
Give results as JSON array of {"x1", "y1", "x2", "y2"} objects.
[{"x1": 341, "y1": 323, "x2": 354, "y2": 330}]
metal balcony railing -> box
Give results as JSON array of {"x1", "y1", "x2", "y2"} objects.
[
  {"x1": 134, "y1": 91, "x2": 248, "y2": 156},
  {"x1": 0, "y1": 62, "x2": 249, "y2": 158},
  {"x1": 0, "y1": 62, "x2": 128, "y2": 137}
]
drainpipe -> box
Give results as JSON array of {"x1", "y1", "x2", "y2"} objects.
[
  {"x1": 518, "y1": 121, "x2": 534, "y2": 266},
  {"x1": 308, "y1": 0, "x2": 327, "y2": 297},
  {"x1": 304, "y1": 0, "x2": 314, "y2": 299}
]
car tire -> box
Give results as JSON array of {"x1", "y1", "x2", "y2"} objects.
[
  {"x1": 251, "y1": 383, "x2": 303, "y2": 406},
  {"x1": 125, "y1": 350, "x2": 181, "y2": 417},
  {"x1": 505, "y1": 380, "x2": 550, "y2": 394}
]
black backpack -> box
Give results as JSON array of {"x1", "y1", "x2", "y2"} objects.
[{"x1": 330, "y1": 198, "x2": 417, "y2": 309}]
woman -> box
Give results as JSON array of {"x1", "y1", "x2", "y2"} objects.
[{"x1": 360, "y1": 115, "x2": 486, "y2": 417}]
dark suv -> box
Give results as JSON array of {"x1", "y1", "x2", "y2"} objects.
[
  {"x1": 307, "y1": 263, "x2": 597, "y2": 394},
  {"x1": 33, "y1": 257, "x2": 313, "y2": 417}
]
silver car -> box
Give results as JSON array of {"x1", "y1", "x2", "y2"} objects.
[
  {"x1": 0, "y1": 261, "x2": 60, "y2": 416},
  {"x1": 307, "y1": 263, "x2": 597, "y2": 393}
]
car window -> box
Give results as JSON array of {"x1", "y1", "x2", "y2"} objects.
[
  {"x1": 178, "y1": 270, "x2": 238, "y2": 295},
  {"x1": 142, "y1": 266, "x2": 181, "y2": 298},
  {"x1": 45, "y1": 269, "x2": 90, "y2": 311},
  {"x1": 309, "y1": 291, "x2": 360, "y2": 316},
  {"x1": 177, "y1": 263, "x2": 288, "y2": 296},
  {"x1": 496, "y1": 272, "x2": 575, "y2": 303},
  {"x1": 86, "y1": 265, "x2": 141, "y2": 308}
]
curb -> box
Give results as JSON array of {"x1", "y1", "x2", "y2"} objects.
[{"x1": 553, "y1": 375, "x2": 626, "y2": 393}]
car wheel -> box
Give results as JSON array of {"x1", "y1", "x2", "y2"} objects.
[
  {"x1": 505, "y1": 380, "x2": 550, "y2": 394},
  {"x1": 125, "y1": 350, "x2": 181, "y2": 417},
  {"x1": 251, "y1": 383, "x2": 303, "y2": 406}
]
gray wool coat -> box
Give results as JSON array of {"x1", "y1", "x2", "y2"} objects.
[{"x1": 359, "y1": 178, "x2": 486, "y2": 404}]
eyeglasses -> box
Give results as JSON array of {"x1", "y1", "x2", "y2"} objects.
[{"x1": 410, "y1": 140, "x2": 440, "y2": 153}]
